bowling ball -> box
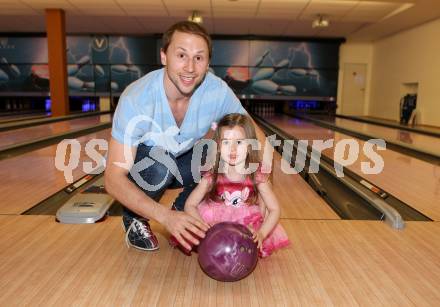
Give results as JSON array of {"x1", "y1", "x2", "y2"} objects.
[{"x1": 198, "y1": 222, "x2": 258, "y2": 282}]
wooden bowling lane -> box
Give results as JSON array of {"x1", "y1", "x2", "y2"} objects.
[
  {"x1": 0, "y1": 129, "x2": 111, "y2": 215},
  {"x1": 319, "y1": 116, "x2": 440, "y2": 157},
  {"x1": 271, "y1": 152, "x2": 339, "y2": 219},
  {"x1": 267, "y1": 115, "x2": 440, "y2": 221},
  {"x1": 1, "y1": 215, "x2": 439, "y2": 305},
  {"x1": 0, "y1": 114, "x2": 112, "y2": 151},
  {"x1": 342, "y1": 115, "x2": 440, "y2": 137},
  {"x1": 0, "y1": 113, "x2": 48, "y2": 124}
]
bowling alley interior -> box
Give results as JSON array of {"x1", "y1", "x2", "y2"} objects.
[{"x1": 1, "y1": 0, "x2": 440, "y2": 305}]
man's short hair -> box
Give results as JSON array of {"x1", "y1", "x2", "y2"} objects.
[{"x1": 162, "y1": 21, "x2": 212, "y2": 59}]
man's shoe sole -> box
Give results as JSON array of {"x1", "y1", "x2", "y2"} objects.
[{"x1": 126, "y1": 240, "x2": 160, "y2": 251}]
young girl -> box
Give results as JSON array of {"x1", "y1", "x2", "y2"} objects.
[{"x1": 182, "y1": 113, "x2": 290, "y2": 258}]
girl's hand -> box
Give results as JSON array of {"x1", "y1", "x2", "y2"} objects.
[{"x1": 249, "y1": 227, "x2": 264, "y2": 250}]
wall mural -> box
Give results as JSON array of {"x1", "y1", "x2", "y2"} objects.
[{"x1": 0, "y1": 35, "x2": 340, "y2": 99}]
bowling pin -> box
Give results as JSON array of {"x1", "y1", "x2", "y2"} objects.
[
  {"x1": 0, "y1": 57, "x2": 20, "y2": 78},
  {"x1": 68, "y1": 76, "x2": 83, "y2": 89},
  {"x1": 110, "y1": 81, "x2": 119, "y2": 91},
  {"x1": 94, "y1": 65, "x2": 105, "y2": 78},
  {"x1": 275, "y1": 59, "x2": 289, "y2": 68},
  {"x1": 255, "y1": 49, "x2": 270, "y2": 67},
  {"x1": 84, "y1": 81, "x2": 95, "y2": 89},
  {"x1": 308, "y1": 69, "x2": 320, "y2": 86},
  {"x1": 9, "y1": 64, "x2": 20, "y2": 78},
  {"x1": 288, "y1": 68, "x2": 307, "y2": 77},
  {"x1": 77, "y1": 55, "x2": 90, "y2": 66},
  {"x1": 68, "y1": 76, "x2": 94, "y2": 90},
  {"x1": 279, "y1": 85, "x2": 297, "y2": 95},
  {"x1": 68, "y1": 55, "x2": 90, "y2": 76},
  {"x1": 252, "y1": 68, "x2": 274, "y2": 82},
  {"x1": 127, "y1": 65, "x2": 139, "y2": 73},
  {"x1": 252, "y1": 80, "x2": 278, "y2": 94},
  {"x1": 111, "y1": 65, "x2": 129, "y2": 74},
  {"x1": 0, "y1": 69, "x2": 8, "y2": 82},
  {"x1": 308, "y1": 69, "x2": 319, "y2": 78},
  {"x1": 67, "y1": 65, "x2": 79, "y2": 76}
]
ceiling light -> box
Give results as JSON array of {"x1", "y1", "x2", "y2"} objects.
[
  {"x1": 380, "y1": 3, "x2": 414, "y2": 22},
  {"x1": 312, "y1": 15, "x2": 330, "y2": 28},
  {"x1": 188, "y1": 11, "x2": 203, "y2": 24}
]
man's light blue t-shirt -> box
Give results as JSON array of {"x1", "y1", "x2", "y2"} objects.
[{"x1": 112, "y1": 68, "x2": 246, "y2": 156}]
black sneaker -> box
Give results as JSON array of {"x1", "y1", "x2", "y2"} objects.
[{"x1": 122, "y1": 215, "x2": 159, "y2": 251}]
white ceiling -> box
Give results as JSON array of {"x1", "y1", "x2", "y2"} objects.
[{"x1": 0, "y1": 0, "x2": 439, "y2": 41}]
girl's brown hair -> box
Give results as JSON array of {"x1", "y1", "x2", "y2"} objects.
[{"x1": 206, "y1": 113, "x2": 260, "y2": 204}]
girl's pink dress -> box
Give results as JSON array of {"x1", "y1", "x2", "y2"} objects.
[{"x1": 198, "y1": 167, "x2": 290, "y2": 258}]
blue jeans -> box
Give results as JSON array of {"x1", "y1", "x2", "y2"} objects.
[{"x1": 124, "y1": 144, "x2": 198, "y2": 220}]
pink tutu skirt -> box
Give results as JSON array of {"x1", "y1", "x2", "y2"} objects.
[{"x1": 198, "y1": 200, "x2": 290, "y2": 258}]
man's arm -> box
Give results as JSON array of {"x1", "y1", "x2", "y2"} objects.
[
  {"x1": 184, "y1": 176, "x2": 211, "y2": 222},
  {"x1": 104, "y1": 137, "x2": 209, "y2": 250}
]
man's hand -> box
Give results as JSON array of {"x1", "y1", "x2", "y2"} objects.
[{"x1": 162, "y1": 209, "x2": 209, "y2": 250}]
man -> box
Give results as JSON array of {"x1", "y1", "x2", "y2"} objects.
[{"x1": 105, "y1": 21, "x2": 248, "y2": 252}]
